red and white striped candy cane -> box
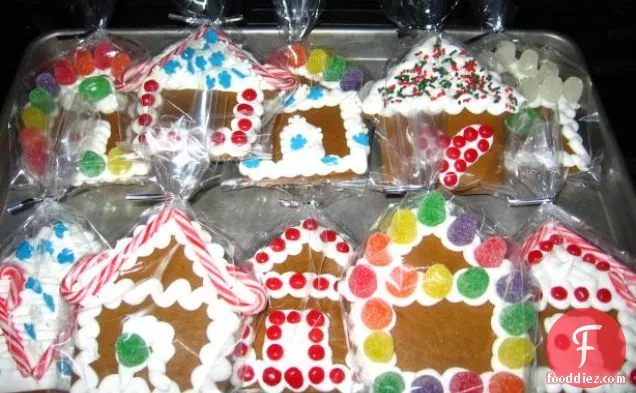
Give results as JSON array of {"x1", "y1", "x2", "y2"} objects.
[{"x1": 0, "y1": 264, "x2": 32, "y2": 378}]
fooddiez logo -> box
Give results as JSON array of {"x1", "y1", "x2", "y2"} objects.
[{"x1": 546, "y1": 308, "x2": 627, "y2": 388}]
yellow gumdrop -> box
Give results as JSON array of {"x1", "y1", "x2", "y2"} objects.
[
  {"x1": 306, "y1": 49, "x2": 330, "y2": 75},
  {"x1": 422, "y1": 263, "x2": 453, "y2": 299},
  {"x1": 21, "y1": 106, "x2": 48, "y2": 130},
  {"x1": 498, "y1": 337, "x2": 535, "y2": 369},
  {"x1": 388, "y1": 209, "x2": 417, "y2": 245},
  {"x1": 107, "y1": 147, "x2": 133, "y2": 175},
  {"x1": 363, "y1": 331, "x2": 394, "y2": 363}
]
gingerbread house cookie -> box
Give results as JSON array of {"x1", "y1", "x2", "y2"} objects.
[
  {"x1": 523, "y1": 223, "x2": 636, "y2": 392},
  {"x1": 363, "y1": 37, "x2": 526, "y2": 191},
  {"x1": 0, "y1": 221, "x2": 103, "y2": 392},
  {"x1": 231, "y1": 217, "x2": 356, "y2": 392},
  {"x1": 60, "y1": 206, "x2": 267, "y2": 393},
  {"x1": 342, "y1": 192, "x2": 535, "y2": 393},
  {"x1": 129, "y1": 27, "x2": 296, "y2": 162}
]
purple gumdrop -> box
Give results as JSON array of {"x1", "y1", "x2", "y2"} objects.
[
  {"x1": 447, "y1": 214, "x2": 478, "y2": 246},
  {"x1": 411, "y1": 375, "x2": 443, "y2": 393},
  {"x1": 496, "y1": 269, "x2": 532, "y2": 303},
  {"x1": 36, "y1": 72, "x2": 60, "y2": 97},
  {"x1": 340, "y1": 67, "x2": 363, "y2": 91}
]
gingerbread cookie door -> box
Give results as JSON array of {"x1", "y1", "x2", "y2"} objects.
[
  {"x1": 342, "y1": 192, "x2": 536, "y2": 393},
  {"x1": 232, "y1": 217, "x2": 356, "y2": 393}
]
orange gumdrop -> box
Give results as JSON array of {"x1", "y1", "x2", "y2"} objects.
[
  {"x1": 386, "y1": 264, "x2": 418, "y2": 298},
  {"x1": 111, "y1": 53, "x2": 132, "y2": 81},
  {"x1": 365, "y1": 232, "x2": 392, "y2": 266},
  {"x1": 285, "y1": 43, "x2": 307, "y2": 67},
  {"x1": 361, "y1": 298, "x2": 393, "y2": 330},
  {"x1": 489, "y1": 372, "x2": 524, "y2": 393},
  {"x1": 73, "y1": 49, "x2": 95, "y2": 76}
]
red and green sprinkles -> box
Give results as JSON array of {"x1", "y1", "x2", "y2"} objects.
[{"x1": 379, "y1": 39, "x2": 520, "y2": 112}]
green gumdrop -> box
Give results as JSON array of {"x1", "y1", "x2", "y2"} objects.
[
  {"x1": 505, "y1": 107, "x2": 538, "y2": 136},
  {"x1": 79, "y1": 151, "x2": 105, "y2": 177},
  {"x1": 79, "y1": 76, "x2": 112, "y2": 103},
  {"x1": 323, "y1": 56, "x2": 348, "y2": 82},
  {"x1": 499, "y1": 303, "x2": 537, "y2": 336},
  {"x1": 29, "y1": 88, "x2": 56, "y2": 114},
  {"x1": 374, "y1": 372, "x2": 405, "y2": 393},
  {"x1": 417, "y1": 191, "x2": 446, "y2": 226},
  {"x1": 116, "y1": 333, "x2": 150, "y2": 368},
  {"x1": 457, "y1": 267, "x2": 490, "y2": 299}
]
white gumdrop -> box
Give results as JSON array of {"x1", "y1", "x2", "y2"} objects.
[
  {"x1": 518, "y1": 49, "x2": 539, "y2": 76},
  {"x1": 563, "y1": 77, "x2": 584, "y2": 102},
  {"x1": 539, "y1": 75, "x2": 563, "y2": 103},
  {"x1": 478, "y1": 51, "x2": 499, "y2": 71},
  {"x1": 495, "y1": 41, "x2": 516, "y2": 67},
  {"x1": 537, "y1": 60, "x2": 559, "y2": 82},
  {"x1": 520, "y1": 77, "x2": 539, "y2": 101}
]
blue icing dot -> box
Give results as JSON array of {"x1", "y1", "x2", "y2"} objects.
[
  {"x1": 284, "y1": 95, "x2": 296, "y2": 107},
  {"x1": 321, "y1": 155, "x2": 340, "y2": 166},
  {"x1": 232, "y1": 68, "x2": 247, "y2": 79},
  {"x1": 16, "y1": 241, "x2": 33, "y2": 261},
  {"x1": 205, "y1": 30, "x2": 218, "y2": 43},
  {"x1": 163, "y1": 60, "x2": 181, "y2": 75},
  {"x1": 24, "y1": 323, "x2": 36, "y2": 340},
  {"x1": 290, "y1": 135, "x2": 307, "y2": 151},
  {"x1": 57, "y1": 360, "x2": 72, "y2": 377},
  {"x1": 37, "y1": 239, "x2": 54, "y2": 255},
  {"x1": 54, "y1": 222, "x2": 67, "y2": 239},
  {"x1": 353, "y1": 132, "x2": 369, "y2": 146},
  {"x1": 43, "y1": 293, "x2": 55, "y2": 312},
  {"x1": 206, "y1": 76, "x2": 216, "y2": 89},
  {"x1": 219, "y1": 71, "x2": 232, "y2": 88},
  {"x1": 181, "y1": 48, "x2": 195, "y2": 61},
  {"x1": 209, "y1": 51, "x2": 225, "y2": 67},
  {"x1": 195, "y1": 56, "x2": 207, "y2": 71},
  {"x1": 187, "y1": 61, "x2": 196, "y2": 74},
  {"x1": 243, "y1": 158, "x2": 261, "y2": 168},
  {"x1": 25, "y1": 277, "x2": 43, "y2": 294},
  {"x1": 57, "y1": 248, "x2": 75, "y2": 264},
  {"x1": 308, "y1": 86, "x2": 325, "y2": 100}
]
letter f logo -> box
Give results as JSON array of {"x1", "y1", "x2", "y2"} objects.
[{"x1": 572, "y1": 324, "x2": 602, "y2": 368}]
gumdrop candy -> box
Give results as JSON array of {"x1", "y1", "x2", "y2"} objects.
[
  {"x1": 340, "y1": 67, "x2": 363, "y2": 91},
  {"x1": 79, "y1": 151, "x2": 105, "y2": 178},
  {"x1": 306, "y1": 49, "x2": 329, "y2": 75},
  {"x1": 285, "y1": 43, "x2": 307, "y2": 67},
  {"x1": 28, "y1": 88, "x2": 56, "y2": 114},
  {"x1": 417, "y1": 191, "x2": 446, "y2": 226},
  {"x1": 20, "y1": 127, "x2": 48, "y2": 177},
  {"x1": 323, "y1": 56, "x2": 347, "y2": 82},
  {"x1": 449, "y1": 372, "x2": 483, "y2": 393},
  {"x1": 388, "y1": 209, "x2": 418, "y2": 245},
  {"x1": 447, "y1": 214, "x2": 478, "y2": 246},
  {"x1": 107, "y1": 147, "x2": 133, "y2": 175},
  {"x1": 53, "y1": 59, "x2": 77, "y2": 86},
  {"x1": 499, "y1": 303, "x2": 536, "y2": 336},
  {"x1": 112, "y1": 53, "x2": 132, "y2": 81},
  {"x1": 361, "y1": 298, "x2": 393, "y2": 330},
  {"x1": 348, "y1": 265, "x2": 377, "y2": 298},
  {"x1": 79, "y1": 76, "x2": 112, "y2": 103},
  {"x1": 539, "y1": 75, "x2": 563, "y2": 103},
  {"x1": 36, "y1": 72, "x2": 59, "y2": 97},
  {"x1": 518, "y1": 49, "x2": 539, "y2": 76},
  {"x1": 365, "y1": 232, "x2": 392, "y2": 266},
  {"x1": 94, "y1": 43, "x2": 115, "y2": 69},
  {"x1": 364, "y1": 331, "x2": 394, "y2": 363},
  {"x1": 411, "y1": 375, "x2": 443, "y2": 393},
  {"x1": 422, "y1": 263, "x2": 453, "y2": 299},
  {"x1": 563, "y1": 77, "x2": 584, "y2": 103},
  {"x1": 474, "y1": 236, "x2": 507, "y2": 267},
  {"x1": 504, "y1": 107, "x2": 537, "y2": 136},
  {"x1": 496, "y1": 270, "x2": 532, "y2": 303},
  {"x1": 21, "y1": 106, "x2": 47, "y2": 130},
  {"x1": 457, "y1": 267, "x2": 489, "y2": 299},
  {"x1": 374, "y1": 372, "x2": 405, "y2": 393},
  {"x1": 386, "y1": 264, "x2": 418, "y2": 298},
  {"x1": 116, "y1": 333, "x2": 150, "y2": 367},
  {"x1": 519, "y1": 78, "x2": 539, "y2": 102},
  {"x1": 73, "y1": 49, "x2": 95, "y2": 76},
  {"x1": 498, "y1": 337, "x2": 535, "y2": 368},
  {"x1": 494, "y1": 41, "x2": 516, "y2": 67},
  {"x1": 489, "y1": 372, "x2": 525, "y2": 393}
]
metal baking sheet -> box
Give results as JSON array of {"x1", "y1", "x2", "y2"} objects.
[{"x1": 1, "y1": 28, "x2": 635, "y2": 254}]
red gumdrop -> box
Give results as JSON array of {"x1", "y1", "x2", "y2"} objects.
[
  {"x1": 25, "y1": 149, "x2": 48, "y2": 178},
  {"x1": 54, "y1": 59, "x2": 77, "y2": 85},
  {"x1": 73, "y1": 49, "x2": 95, "y2": 76},
  {"x1": 450, "y1": 371, "x2": 484, "y2": 393},
  {"x1": 20, "y1": 127, "x2": 47, "y2": 152},
  {"x1": 348, "y1": 265, "x2": 377, "y2": 298},
  {"x1": 285, "y1": 367, "x2": 304, "y2": 390},
  {"x1": 285, "y1": 43, "x2": 308, "y2": 67},
  {"x1": 94, "y1": 43, "x2": 115, "y2": 69},
  {"x1": 112, "y1": 52, "x2": 132, "y2": 80},
  {"x1": 474, "y1": 236, "x2": 507, "y2": 267}
]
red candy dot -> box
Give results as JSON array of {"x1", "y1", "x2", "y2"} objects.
[
  {"x1": 237, "y1": 103, "x2": 254, "y2": 116},
  {"x1": 348, "y1": 265, "x2": 377, "y2": 298},
  {"x1": 270, "y1": 238, "x2": 286, "y2": 252},
  {"x1": 234, "y1": 342, "x2": 248, "y2": 357},
  {"x1": 528, "y1": 250, "x2": 543, "y2": 264},
  {"x1": 443, "y1": 172, "x2": 458, "y2": 187},
  {"x1": 231, "y1": 131, "x2": 248, "y2": 145},
  {"x1": 144, "y1": 79, "x2": 159, "y2": 92},
  {"x1": 583, "y1": 254, "x2": 596, "y2": 263},
  {"x1": 289, "y1": 273, "x2": 307, "y2": 289},
  {"x1": 477, "y1": 139, "x2": 490, "y2": 152},
  {"x1": 140, "y1": 94, "x2": 155, "y2": 106},
  {"x1": 306, "y1": 309, "x2": 325, "y2": 327},
  {"x1": 54, "y1": 59, "x2": 78, "y2": 86},
  {"x1": 464, "y1": 148, "x2": 478, "y2": 163},
  {"x1": 479, "y1": 124, "x2": 494, "y2": 138},
  {"x1": 464, "y1": 127, "x2": 478, "y2": 141},
  {"x1": 630, "y1": 369, "x2": 636, "y2": 385},
  {"x1": 263, "y1": 367, "x2": 282, "y2": 386},
  {"x1": 309, "y1": 328, "x2": 324, "y2": 343},
  {"x1": 242, "y1": 89, "x2": 257, "y2": 101},
  {"x1": 255, "y1": 252, "x2": 269, "y2": 264},
  {"x1": 450, "y1": 371, "x2": 483, "y2": 393},
  {"x1": 596, "y1": 261, "x2": 610, "y2": 271},
  {"x1": 266, "y1": 277, "x2": 283, "y2": 290},
  {"x1": 267, "y1": 325, "x2": 282, "y2": 340},
  {"x1": 555, "y1": 333, "x2": 570, "y2": 350},
  {"x1": 287, "y1": 311, "x2": 301, "y2": 323},
  {"x1": 574, "y1": 287, "x2": 589, "y2": 301},
  {"x1": 567, "y1": 245, "x2": 582, "y2": 256},
  {"x1": 454, "y1": 159, "x2": 467, "y2": 172},
  {"x1": 138, "y1": 114, "x2": 152, "y2": 126},
  {"x1": 452, "y1": 135, "x2": 466, "y2": 148},
  {"x1": 539, "y1": 241, "x2": 553, "y2": 252},
  {"x1": 211, "y1": 131, "x2": 225, "y2": 145},
  {"x1": 597, "y1": 288, "x2": 612, "y2": 303},
  {"x1": 239, "y1": 365, "x2": 255, "y2": 382},
  {"x1": 285, "y1": 228, "x2": 301, "y2": 240},
  {"x1": 320, "y1": 230, "x2": 337, "y2": 242},
  {"x1": 439, "y1": 160, "x2": 450, "y2": 172},
  {"x1": 313, "y1": 277, "x2": 329, "y2": 291},
  {"x1": 268, "y1": 311, "x2": 286, "y2": 325},
  {"x1": 336, "y1": 242, "x2": 350, "y2": 253},
  {"x1": 308, "y1": 345, "x2": 325, "y2": 361},
  {"x1": 330, "y1": 368, "x2": 346, "y2": 384},
  {"x1": 285, "y1": 367, "x2": 304, "y2": 390},
  {"x1": 267, "y1": 344, "x2": 284, "y2": 360},
  {"x1": 309, "y1": 367, "x2": 325, "y2": 384},
  {"x1": 303, "y1": 218, "x2": 318, "y2": 230},
  {"x1": 550, "y1": 234, "x2": 563, "y2": 244},
  {"x1": 446, "y1": 147, "x2": 460, "y2": 159},
  {"x1": 137, "y1": 133, "x2": 147, "y2": 144},
  {"x1": 551, "y1": 286, "x2": 568, "y2": 300},
  {"x1": 437, "y1": 135, "x2": 451, "y2": 148},
  {"x1": 94, "y1": 43, "x2": 114, "y2": 69},
  {"x1": 238, "y1": 118, "x2": 253, "y2": 131}
]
